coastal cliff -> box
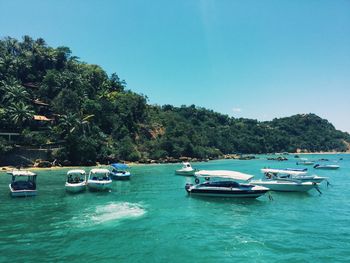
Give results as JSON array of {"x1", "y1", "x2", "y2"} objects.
[{"x1": 1, "y1": 36, "x2": 349, "y2": 166}]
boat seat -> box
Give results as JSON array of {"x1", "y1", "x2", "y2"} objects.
[{"x1": 11, "y1": 181, "x2": 36, "y2": 190}]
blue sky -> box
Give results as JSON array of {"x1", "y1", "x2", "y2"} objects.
[{"x1": 1, "y1": 0, "x2": 349, "y2": 132}]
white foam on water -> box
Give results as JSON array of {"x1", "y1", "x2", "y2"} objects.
[{"x1": 90, "y1": 202, "x2": 146, "y2": 224}]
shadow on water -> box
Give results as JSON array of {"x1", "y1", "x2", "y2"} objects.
[
  {"x1": 269, "y1": 191, "x2": 315, "y2": 200},
  {"x1": 186, "y1": 194, "x2": 267, "y2": 205}
]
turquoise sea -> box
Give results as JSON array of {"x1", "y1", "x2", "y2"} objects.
[{"x1": 0, "y1": 154, "x2": 349, "y2": 262}]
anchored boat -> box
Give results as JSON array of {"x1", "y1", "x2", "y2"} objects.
[
  {"x1": 175, "y1": 162, "x2": 196, "y2": 176},
  {"x1": 65, "y1": 169, "x2": 87, "y2": 193},
  {"x1": 250, "y1": 169, "x2": 320, "y2": 192},
  {"x1": 261, "y1": 168, "x2": 327, "y2": 183},
  {"x1": 296, "y1": 160, "x2": 315, "y2": 165},
  {"x1": 87, "y1": 168, "x2": 112, "y2": 191},
  {"x1": 185, "y1": 170, "x2": 269, "y2": 198},
  {"x1": 109, "y1": 163, "x2": 131, "y2": 180},
  {"x1": 314, "y1": 164, "x2": 340, "y2": 170},
  {"x1": 8, "y1": 170, "x2": 37, "y2": 197}
]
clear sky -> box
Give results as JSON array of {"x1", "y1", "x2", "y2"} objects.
[{"x1": 1, "y1": 0, "x2": 349, "y2": 132}]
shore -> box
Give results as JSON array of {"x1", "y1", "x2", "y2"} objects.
[{"x1": 1, "y1": 152, "x2": 348, "y2": 173}]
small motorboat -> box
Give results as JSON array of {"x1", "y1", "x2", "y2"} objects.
[
  {"x1": 8, "y1": 170, "x2": 37, "y2": 197},
  {"x1": 313, "y1": 164, "x2": 340, "y2": 170},
  {"x1": 65, "y1": 169, "x2": 87, "y2": 193},
  {"x1": 109, "y1": 163, "x2": 131, "y2": 180},
  {"x1": 185, "y1": 170, "x2": 269, "y2": 198},
  {"x1": 296, "y1": 160, "x2": 315, "y2": 165},
  {"x1": 260, "y1": 168, "x2": 327, "y2": 184},
  {"x1": 250, "y1": 169, "x2": 320, "y2": 192},
  {"x1": 87, "y1": 168, "x2": 112, "y2": 191},
  {"x1": 175, "y1": 162, "x2": 196, "y2": 176}
]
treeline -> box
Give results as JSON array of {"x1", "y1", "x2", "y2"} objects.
[{"x1": 0, "y1": 36, "x2": 349, "y2": 165}]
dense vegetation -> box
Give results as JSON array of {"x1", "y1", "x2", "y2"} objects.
[{"x1": 0, "y1": 36, "x2": 349, "y2": 165}]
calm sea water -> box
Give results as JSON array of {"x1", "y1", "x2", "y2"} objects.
[{"x1": 0, "y1": 154, "x2": 349, "y2": 262}]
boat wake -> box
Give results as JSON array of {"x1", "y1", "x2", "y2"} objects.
[
  {"x1": 73, "y1": 202, "x2": 146, "y2": 228},
  {"x1": 91, "y1": 202, "x2": 146, "y2": 224}
]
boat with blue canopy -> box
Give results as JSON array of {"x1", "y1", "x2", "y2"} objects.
[{"x1": 110, "y1": 163, "x2": 131, "y2": 180}]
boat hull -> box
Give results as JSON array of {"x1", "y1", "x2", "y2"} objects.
[
  {"x1": 65, "y1": 182, "x2": 86, "y2": 193},
  {"x1": 250, "y1": 180, "x2": 315, "y2": 192},
  {"x1": 297, "y1": 162, "x2": 314, "y2": 165},
  {"x1": 293, "y1": 177, "x2": 326, "y2": 184},
  {"x1": 9, "y1": 185, "x2": 37, "y2": 197},
  {"x1": 110, "y1": 172, "x2": 131, "y2": 180},
  {"x1": 87, "y1": 180, "x2": 112, "y2": 191},
  {"x1": 185, "y1": 185, "x2": 268, "y2": 198},
  {"x1": 314, "y1": 166, "x2": 339, "y2": 170},
  {"x1": 175, "y1": 169, "x2": 195, "y2": 176}
]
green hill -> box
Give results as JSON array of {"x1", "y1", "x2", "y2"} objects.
[{"x1": 1, "y1": 36, "x2": 349, "y2": 165}]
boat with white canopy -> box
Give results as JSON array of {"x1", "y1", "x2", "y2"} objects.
[
  {"x1": 109, "y1": 163, "x2": 131, "y2": 180},
  {"x1": 260, "y1": 168, "x2": 327, "y2": 184},
  {"x1": 8, "y1": 170, "x2": 37, "y2": 197},
  {"x1": 175, "y1": 162, "x2": 196, "y2": 176},
  {"x1": 250, "y1": 169, "x2": 320, "y2": 192},
  {"x1": 65, "y1": 169, "x2": 87, "y2": 193},
  {"x1": 185, "y1": 170, "x2": 269, "y2": 198},
  {"x1": 87, "y1": 168, "x2": 112, "y2": 191}
]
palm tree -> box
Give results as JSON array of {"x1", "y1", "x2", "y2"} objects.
[
  {"x1": 1, "y1": 79, "x2": 30, "y2": 104},
  {"x1": 70, "y1": 114, "x2": 94, "y2": 135},
  {"x1": 57, "y1": 113, "x2": 94, "y2": 137},
  {"x1": 7, "y1": 102, "x2": 34, "y2": 128},
  {"x1": 57, "y1": 113, "x2": 79, "y2": 137}
]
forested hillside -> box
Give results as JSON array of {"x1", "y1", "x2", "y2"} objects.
[{"x1": 1, "y1": 36, "x2": 349, "y2": 165}]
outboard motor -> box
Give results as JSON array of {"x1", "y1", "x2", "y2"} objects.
[{"x1": 185, "y1": 183, "x2": 193, "y2": 193}]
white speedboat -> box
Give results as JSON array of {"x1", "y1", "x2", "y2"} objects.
[
  {"x1": 185, "y1": 170, "x2": 269, "y2": 198},
  {"x1": 314, "y1": 164, "x2": 340, "y2": 170},
  {"x1": 251, "y1": 169, "x2": 318, "y2": 192},
  {"x1": 250, "y1": 179, "x2": 316, "y2": 192},
  {"x1": 109, "y1": 163, "x2": 131, "y2": 180},
  {"x1": 296, "y1": 160, "x2": 315, "y2": 165},
  {"x1": 65, "y1": 169, "x2": 87, "y2": 193},
  {"x1": 261, "y1": 168, "x2": 327, "y2": 184},
  {"x1": 8, "y1": 170, "x2": 37, "y2": 197},
  {"x1": 175, "y1": 162, "x2": 196, "y2": 176},
  {"x1": 87, "y1": 168, "x2": 112, "y2": 191}
]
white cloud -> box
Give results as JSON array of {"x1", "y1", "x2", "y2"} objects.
[{"x1": 232, "y1": 108, "x2": 242, "y2": 113}]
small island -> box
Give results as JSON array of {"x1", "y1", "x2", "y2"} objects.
[{"x1": 1, "y1": 36, "x2": 349, "y2": 168}]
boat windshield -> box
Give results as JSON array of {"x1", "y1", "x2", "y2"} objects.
[
  {"x1": 201, "y1": 181, "x2": 243, "y2": 188},
  {"x1": 11, "y1": 177, "x2": 36, "y2": 190},
  {"x1": 90, "y1": 173, "x2": 110, "y2": 180},
  {"x1": 67, "y1": 174, "x2": 85, "y2": 183}
]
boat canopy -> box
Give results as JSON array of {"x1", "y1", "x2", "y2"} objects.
[
  {"x1": 195, "y1": 170, "x2": 253, "y2": 181},
  {"x1": 8, "y1": 170, "x2": 36, "y2": 176},
  {"x1": 67, "y1": 169, "x2": 86, "y2": 175},
  {"x1": 90, "y1": 168, "x2": 110, "y2": 174},
  {"x1": 261, "y1": 168, "x2": 307, "y2": 176},
  {"x1": 111, "y1": 163, "x2": 129, "y2": 170}
]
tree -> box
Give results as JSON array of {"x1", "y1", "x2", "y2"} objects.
[
  {"x1": 1, "y1": 79, "x2": 30, "y2": 104},
  {"x1": 7, "y1": 102, "x2": 34, "y2": 127}
]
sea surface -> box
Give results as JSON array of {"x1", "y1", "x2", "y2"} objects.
[{"x1": 0, "y1": 154, "x2": 349, "y2": 262}]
